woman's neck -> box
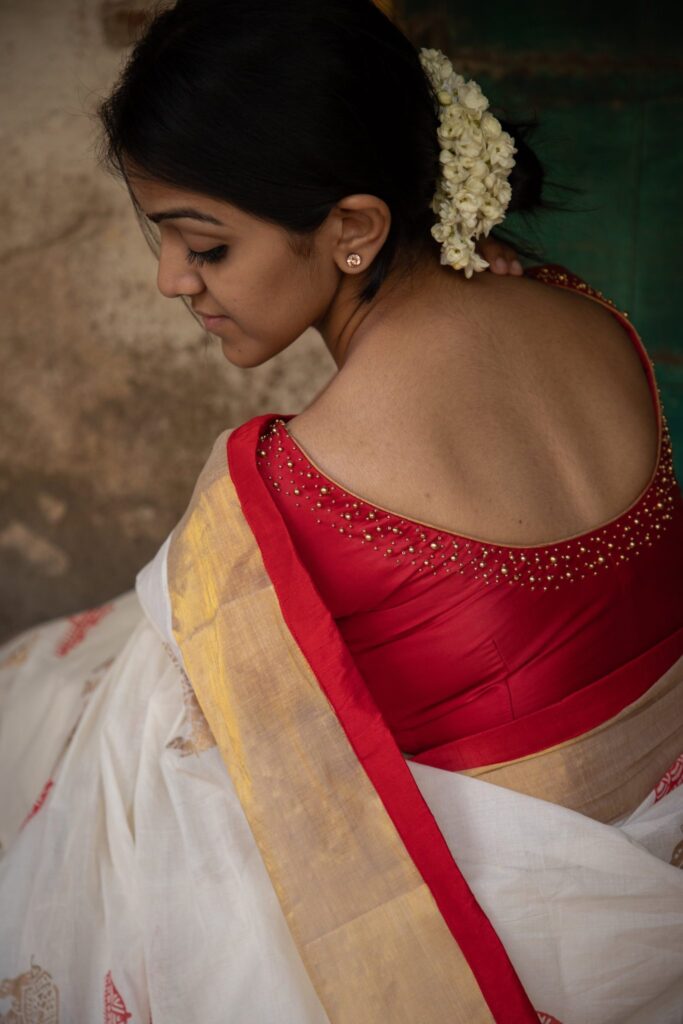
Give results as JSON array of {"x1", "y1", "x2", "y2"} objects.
[{"x1": 316, "y1": 252, "x2": 471, "y2": 370}]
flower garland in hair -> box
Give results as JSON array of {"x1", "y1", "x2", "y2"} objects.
[{"x1": 418, "y1": 47, "x2": 517, "y2": 278}]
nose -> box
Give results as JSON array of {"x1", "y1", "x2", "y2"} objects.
[{"x1": 156, "y1": 236, "x2": 204, "y2": 299}]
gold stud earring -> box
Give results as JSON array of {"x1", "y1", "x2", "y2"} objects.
[{"x1": 345, "y1": 252, "x2": 362, "y2": 268}]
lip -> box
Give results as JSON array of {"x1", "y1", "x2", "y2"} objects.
[{"x1": 196, "y1": 311, "x2": 228, "y2": 330}]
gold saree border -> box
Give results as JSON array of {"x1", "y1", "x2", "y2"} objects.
[
  {"x1": 459, "y1": 650, "x2": 683, "y2": 823},
  {"x1": 167, "y1": 428, "x2": 515, "y2": 1024}
]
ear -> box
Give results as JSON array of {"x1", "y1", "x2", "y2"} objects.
[{"x1": 329, "y1": 194, "x2": 392, "y2": 272}]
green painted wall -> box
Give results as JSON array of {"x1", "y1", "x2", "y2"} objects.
[{"x1": 399, "y1": 0, "x2": 683, "y2": 476}]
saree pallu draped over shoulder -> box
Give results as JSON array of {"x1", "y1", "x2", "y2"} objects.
[
  {"x1": 167, "y1": 421, "x2": 534, "y2": 1024},
  {"x1": 167, "y1": 416, "x2": 683, "y2": 1024}
]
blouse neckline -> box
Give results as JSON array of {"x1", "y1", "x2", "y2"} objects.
[{"x1": 281, "y1": 416, "x2": 669, "y2": 554}]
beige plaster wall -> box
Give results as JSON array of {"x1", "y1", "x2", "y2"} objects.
[{"x1": 0, "y1": 0, "x2": 335, "y2": 643}]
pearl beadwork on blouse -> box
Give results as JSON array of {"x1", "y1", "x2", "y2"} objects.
[{"x1": 257, "y1": 415, "x2": 677, "y2": 592}]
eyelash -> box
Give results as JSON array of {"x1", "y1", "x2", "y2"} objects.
[{"x1": 185, "y1": 245, "x2": 228, "y2": 267}]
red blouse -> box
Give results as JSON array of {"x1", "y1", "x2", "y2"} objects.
[{"x1": 254, "y1": 265, "x2": 683, "y2": 769}]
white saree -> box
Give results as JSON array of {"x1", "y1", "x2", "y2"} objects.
[{"x1": 0, "y1": 496, "x2": 682, "y2": 1023}]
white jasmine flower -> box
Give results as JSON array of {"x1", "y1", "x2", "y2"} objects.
[
  {"x1": 465, "y1": 251, "x2": 490, "y2": 277},
  {"x1": 468, "y1": 158, "x2": 489, "y2": 178},
  {"x1": 480, "y1": 198, "x2": 503, "y2": 219},
  {"x1": 457, "y1": 81, "x2": 489, "y2": 114},
  {"x1": 431, "y1": 223, "x2": 451, "y2": 243},
  {"x1": 458, "y1": 136, "x2": 483, "y2": 159},
  {"x1": 464, "y1": 124, "x2": 484, "y2": 146},
  {"x1": 419, "y1": 46, "x2": 516, "y2": 279},
  {"x1": 481, "y1": 112, "x2": 502, "y2": 139},
  {"x1": 465, "y1": 176, "x2": 487, "y2": 195},
  {"x1": 438, "y1": 202, "x2": 457, "y2": 225},
  {"x1": 444, "y1": 242, "x2": 470, "y2": 267},
  {"x1": 453, "y1": 189, "x2": 480, "y2": 215}
]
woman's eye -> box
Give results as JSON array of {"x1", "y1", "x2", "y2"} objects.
[{"x1": 185, "y1": 244, "x2": 228, "y2": 267}]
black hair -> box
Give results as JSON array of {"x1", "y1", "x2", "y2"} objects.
[{"x1": 98, "y1": 0, "x2": 549, "y2": 305}]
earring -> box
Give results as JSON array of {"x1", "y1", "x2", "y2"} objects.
[{"x1": 345, "y1": 252, "x2": 362, "y2": 268}]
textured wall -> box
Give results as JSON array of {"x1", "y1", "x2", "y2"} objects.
[{"x1": 0, "y1": 0, "x2": 334, "y2": 642}]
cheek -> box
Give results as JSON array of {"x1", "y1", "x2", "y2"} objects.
[
  {"x1": 253, "y1": 255, "x2": 320, "y2": 326},
  {"x1": 213, "y1": 240, "x2": 327, "y2": 343}
]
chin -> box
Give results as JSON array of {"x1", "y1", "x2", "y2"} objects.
[{"x1": 220, "y1": 339, "x2": 274, "y2": 369}]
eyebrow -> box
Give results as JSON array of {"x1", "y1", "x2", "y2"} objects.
[{"x1": 145, "y1": 207, "x2": 225, "y2": 225}]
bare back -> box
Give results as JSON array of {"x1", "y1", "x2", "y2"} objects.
[{"x1": 288, "y1": 267, "x2": 659, "y2": 547}]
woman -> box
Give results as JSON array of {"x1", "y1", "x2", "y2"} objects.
[{"x1": 0, "y1": 1, "x2": 681, "y2": 1022}]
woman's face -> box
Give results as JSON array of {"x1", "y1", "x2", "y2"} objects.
[{"x1": 127, "y1": 174, "x2": 345, "y2": 368}]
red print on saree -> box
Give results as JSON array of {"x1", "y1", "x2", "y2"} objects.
[
  {"x1": 20, "y1": 778, "x2": 54, "y2": 829},
  {"x1": 56, "y1": 604, "x2": 114, "y2": 657},
  {"x1": 654, "y1": 753, "x2": 683, "y2": 803},
  {"x1": 104, "y1": 971, "x2": 132, "y2": 1023}
]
